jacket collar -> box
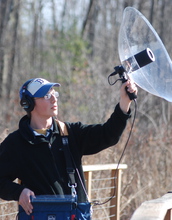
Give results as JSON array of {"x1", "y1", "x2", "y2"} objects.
[{"x1": 19, "y1": 115, "x2": 60, "y2": 145}]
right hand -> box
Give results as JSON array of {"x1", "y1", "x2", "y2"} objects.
[
  {"x1": 119, "y1": 79, "x2": 137, "y2": 113},
  {"x1": 19, "y1": 188, "x2": 35, "y2": 215}
]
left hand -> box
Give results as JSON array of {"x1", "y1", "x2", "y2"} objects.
[
  {"x1": 19, "y1": 188, "x2": 35, "y2": 215},
  {"x1": 119, "y1": 79, "x2": 137, "y2": 113}
]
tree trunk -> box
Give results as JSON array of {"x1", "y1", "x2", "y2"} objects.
[
  {"x1": 0, "y1": 0, "x2": 13, "y2": 97},
  {"x1": 81, "y1": 0, "x2": 94, "y2": 37},
  {"x1": 7, "y1": 0, "x2": 20, "y2": 98},
  {"x1": 159, "y1": 0, "x2": 165, "y2": 42},
  {"x1": 30, "y1": 1, "x2": 38, "y2": 67},
  {"x1": 81, "y1": 0, "x2": 99, "y2": 56},
  {"x1": 149, "y1": 0, "x2": 155, "y2": 24},
  {"x1": 51, "y1": 0, "x2": 58, "y2": 38}
]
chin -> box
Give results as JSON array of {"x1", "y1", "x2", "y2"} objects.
[{"x1": 52, "y1": 111, "x2": 58, "y2": 117}]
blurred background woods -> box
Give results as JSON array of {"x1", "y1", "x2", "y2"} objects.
[{"x1": 0, "y1": 0, "x2": 172, "y2": 219}]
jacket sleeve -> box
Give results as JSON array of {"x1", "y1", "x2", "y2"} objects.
[
  {"x1": 0, "y1": 137, "x2": 25, "y2": 201},
  {"x1": 68, "y1": 103, "x2": 131, "y2": 155}
]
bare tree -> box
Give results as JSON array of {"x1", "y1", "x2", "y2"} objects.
[
  {"x1": 0, "y1": 0, "x2": 14, "y2": 97},
  {"x1": 30, "y1": 1, "x2": 39, "y2": 67},
  {"x1": 81, "y1": 0, "x2": 99, "y2": 56},
  {"x1": 51, "y1": 0, "x2": 58, "y2": 38},
  {"x1": 149, "y1": 0, "x2": 155, "y2": 24},
  {"x1": 159, "y1": 0, "x2": 165, "y2": 42},
  {"x1": 81, "y1": 0, "x2": 94, "y2": 37},
  {"x1": 7, "y1": 0, "x2": 20, "y2": 98}
]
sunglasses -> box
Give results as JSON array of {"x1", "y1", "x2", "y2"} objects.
[{"x1": 44, "y1": 91, "x2": 59, "y2": 100}]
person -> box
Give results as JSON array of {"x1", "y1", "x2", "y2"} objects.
[{"x1": 0, "y1": 77, "x2": 137, "y2": 216}]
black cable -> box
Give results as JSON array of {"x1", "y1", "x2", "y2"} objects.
[
  {"x1": 108, "y1": 75, "x2": 122, "y2": 85},
  {"x1": 69, "y1": 98, "x2": 138, "y2": 206},
  {"x1": 66, "y1": 70, "x2": 138, "y2": 206},
  {"x1": 93, "y1": 98, "x2": 137, "y2": 206}
]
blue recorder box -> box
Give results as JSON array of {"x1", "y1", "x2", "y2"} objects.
[{"x1": 17, "y1": 195, "x2": 77, "y2": 220}]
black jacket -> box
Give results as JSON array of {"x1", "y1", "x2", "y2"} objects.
[{"x1": 0, "y1": 104, "x2": 131, "y2": 202}]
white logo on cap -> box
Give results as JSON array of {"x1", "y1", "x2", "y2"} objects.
[
  {"x1": 34, "y1": 78, "x2": 45, "y2": 84},
  {"x1": 27, "y1": 78, "x2": 49, "y2": 95}
]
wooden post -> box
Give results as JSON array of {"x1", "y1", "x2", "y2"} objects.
[
  {"x1": 110, "y1": 169, "x2": 122, "y2": 220},
  {"x1": 84, "y1": 171, "x2": 93, "y2": 201}
]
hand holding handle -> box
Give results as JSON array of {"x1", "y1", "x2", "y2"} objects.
[{"x1": 122, "y1": 77, "x2": 137, "y2": 100}]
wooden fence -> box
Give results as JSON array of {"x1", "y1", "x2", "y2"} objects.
[
  {"x1": 0, "y1": 163, "x2": 127, "y2": 220},
  {"x1": 83, "y1": 163, "x2": 127, "y2": 220}
]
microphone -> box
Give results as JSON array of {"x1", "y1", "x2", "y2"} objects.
[
  {"x1": 108, "y1": 48, "x2": 155, "y2": 100},
  {"x1": 122, "y1": 48, "x2": 155, "y2": 73},
  {"x1": 110, "y1": 48, "x2": 155, "y2": 77}
]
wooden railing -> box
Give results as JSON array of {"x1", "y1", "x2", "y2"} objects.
[
  {"x1": 0, "y1": 163, "x2": 127, "y2": 220},
  {"x1": 83, "y1": 163, "x2": 127, "y2": 220},
  {"x1": 130, "y1": 192, "x2": 172, "y2": 220}
]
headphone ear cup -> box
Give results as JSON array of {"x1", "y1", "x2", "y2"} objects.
[{"x1": 20, "y1": 95, "x2": 35, "y2": 112}]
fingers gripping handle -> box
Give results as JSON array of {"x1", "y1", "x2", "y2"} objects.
[
  {"x1": 126, "y1": 87, "x2": 137, "y2": 100},
  {"x1": 122, "y1": 77, "x2": 137, "y2": 100}
]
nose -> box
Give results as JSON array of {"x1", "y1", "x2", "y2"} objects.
[{"x1": 51, "y1": 94, "x2": 58, "y2": 103}]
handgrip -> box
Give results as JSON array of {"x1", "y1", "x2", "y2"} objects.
[
  {"x1": 122, "y1": 77, "x2": 137, "y2": 100},
  {"x1": 125, "y1": 87, "x2": 137, "y2": 100}
]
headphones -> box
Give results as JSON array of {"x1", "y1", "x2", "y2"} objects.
[{"x1": 20, "y1": 79, "x2": 35, "y2": 112}]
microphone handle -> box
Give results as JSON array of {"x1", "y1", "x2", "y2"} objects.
[
  {"x1": 122, "y1": 78, "x2": 137, "y2": 100},
  {"x1": 125, "y1": 88, "x2": 137, "y2": 100}
]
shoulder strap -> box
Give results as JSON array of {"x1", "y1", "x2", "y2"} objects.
[
  {"x1": 57, "y1": 120, "x2": 68, "y2": 136},
  {"x1": 57, "y1": 120, "x2": 77, "y2": 196}
]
